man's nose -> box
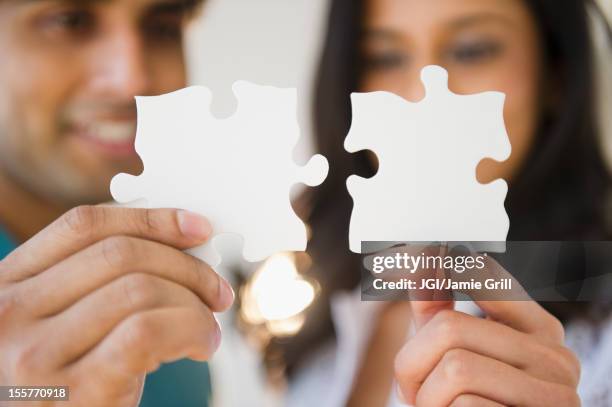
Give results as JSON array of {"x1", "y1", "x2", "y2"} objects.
[{"x1": 88, "y1": 26, "x2": 151, "y2": 98}]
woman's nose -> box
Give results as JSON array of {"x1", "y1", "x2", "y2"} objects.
[{"x1": 398, "y1": 62, "x2": 440, "y2": 102}]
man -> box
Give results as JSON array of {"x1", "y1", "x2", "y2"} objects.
[{"x1": 0, "y1": 1, "x2": 233, "y2": 406}]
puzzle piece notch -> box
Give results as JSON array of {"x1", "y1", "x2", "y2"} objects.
[
  {"x1": 296, "y1": 154, "x2": 329, "y2": 186},
  {"x1": 111, "y1": 81, "x2": 328, "y2": 266},
  {"x1": 345, "y1": 65, "x2": 511, "y2": 253},
  {"x1": 111, "y1": 86, "x2": 215, "y2": 204}
]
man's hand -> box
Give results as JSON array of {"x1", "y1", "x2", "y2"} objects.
[{"x1": 0, "y1": 206, "x2": 234, "y2": 407}]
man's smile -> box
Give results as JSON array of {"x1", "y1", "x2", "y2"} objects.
[{"x1": 68, "y1": 120, "x2": 137, "y2": 159}]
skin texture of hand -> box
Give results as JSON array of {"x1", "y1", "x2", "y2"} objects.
[
  {"x1": 395, "y1": 298, "x2": 581, "y2": 407},
  {"x1": 0, "y1": 206, "x2": 234, "y2": 407}
]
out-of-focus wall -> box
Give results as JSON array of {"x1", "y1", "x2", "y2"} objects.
[
  {"x1": 594, "y1": 0, "x2": 612, "y2": 171},
  {"x1": 186, "y1": 0, "x2": 329, "y2": 164},
  {"x1": 602, "y1": 0, "x2": 612, "y2": 19}
]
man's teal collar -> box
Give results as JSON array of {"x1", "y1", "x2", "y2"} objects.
[{"x1": 0, "y1": 225, "x2": 16, "y2": 260}]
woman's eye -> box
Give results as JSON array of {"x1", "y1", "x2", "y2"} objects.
[
  {"x1": 448, "y1": 42, "x2": 502, "y2": 64},
  {"x1": 448, "y1": 42, "x2": 502, "y2": 63},
  {"x1": 362, "y1": 52, "x2": 407, "y2": 71}
]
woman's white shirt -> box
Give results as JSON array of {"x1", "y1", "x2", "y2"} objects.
[{"x1": 284, "y1": 289, "x2": 612, "y2": 407}]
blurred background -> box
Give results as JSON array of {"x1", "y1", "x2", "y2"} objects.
[
  {"x1": 183, "y1": 1, "x2": 612, "y2": 405},
  {"x1": 186, "y1": 2, "x2": 329, "y2": 404}
]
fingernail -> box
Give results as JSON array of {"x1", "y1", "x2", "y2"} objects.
[
  {"x1": 219, "y1": 278, "x2": 235, "y2": 309},
  {"x1": 177, "y1": 210, "x2": 212, "y2": 241}
]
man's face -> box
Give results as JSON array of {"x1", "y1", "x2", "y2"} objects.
[{"x1": 0, "y1": 0, "x2": 200, "y2": 205}]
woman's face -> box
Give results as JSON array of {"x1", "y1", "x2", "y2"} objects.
[{"x1": 360, "y1": 0, "x2": 545, "y2": 183}]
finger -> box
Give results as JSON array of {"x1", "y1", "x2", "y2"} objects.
[
  {"x1": 394, "y1": 310, "x2": 580, "y2": 404},
  {"x1": 409, "y1": 243, "x2": 454, "y2": 329},
  {"x1": 71, "y1": 376, "x2": 145, "y2": 407},
  {"x1": 450, "y1": 394, "x2": 505, "y2": 407},
  {"x1": 474, "y1": 298, "x2": 564, "y2": 344},
  {"x1": 3, "y1": 206, "x2": 212, "y2": 281},
  {"x1": 43, "y1": 274, "x2": 205, "y2": 367},
  {"x1": 464, "y1": 255, "x2": 564, "y2": 343},
  {"x1": 69, "y1": 306, "x2": 220, "y2": 394},
  {"x1": 18, "y1": 236, "x2": 233, "y2": 316},
  {"x1": 415, "y1": 349, "x2": 578, "y2": 407},
  {"x1": 410, "y1": 299, "x2": 454, "y2": 330}
]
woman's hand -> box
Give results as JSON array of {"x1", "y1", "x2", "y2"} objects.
[{"x1": 394, "y1": 298, "x2": 581, "y2": 407}]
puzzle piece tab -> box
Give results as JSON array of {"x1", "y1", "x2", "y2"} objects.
[
  {"x1": 111, "y1": 82, "x2": 328, "y2": 266},
  {"x1": 345, "y1": 65, "x2": 511, "y2": 253}
]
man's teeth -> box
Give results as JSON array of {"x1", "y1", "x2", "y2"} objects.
[{"x1": 87, "y1": 123, "x2": 136, "y2": 143}]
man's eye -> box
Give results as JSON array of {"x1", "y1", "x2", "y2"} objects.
[
  {"x1": 144, "y1": 18, "x2": 184, "y2": 42},
  {"x1": 448, "y1": 42, "x2": 502, "y2": 64},
  {"x1": 362, "y1": 52, "x2": 408, "y2": 71},
  {"x1": 40, "y1": 9, "x2": 95, "y2": 34}
]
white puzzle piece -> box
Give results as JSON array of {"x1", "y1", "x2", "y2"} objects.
[
  {"x1": 111, "y1": 81, "x2": 328, "y2": 266},
  {"x1": 345, "y1": 65, "x2": 511, "y2": 253}
]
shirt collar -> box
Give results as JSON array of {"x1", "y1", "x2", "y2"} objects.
[{"x1": 0, "y1": 224, "x2": 17, "y2": 260}]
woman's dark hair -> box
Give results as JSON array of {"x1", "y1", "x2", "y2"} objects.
[{"x1": 265, "y1": 0, "x2": 612, "y2": 376}]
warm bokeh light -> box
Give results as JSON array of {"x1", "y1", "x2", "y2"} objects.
[{"x1": 240, "y1": 253, "x2": 316, "y2": 337}]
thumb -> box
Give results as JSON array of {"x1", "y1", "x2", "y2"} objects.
[
  {"x1": 410, "y1": 300, "x2": 454, "y2": 330},
  {"x1": 410, "y1": 243, "x2": 454, "y2": 330}
]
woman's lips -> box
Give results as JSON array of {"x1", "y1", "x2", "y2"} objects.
[{"x1": 71, "y1": 121, "x2": 137, "y2": 158}]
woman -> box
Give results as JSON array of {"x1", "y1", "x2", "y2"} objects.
[{"x1": 258, "y1": 0, "x2": 612, "y2": 405}]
